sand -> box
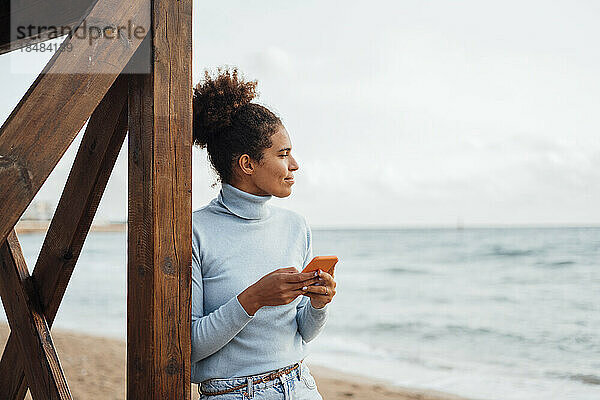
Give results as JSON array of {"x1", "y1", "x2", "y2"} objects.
[{"x1": 0, "y1": 322, "x2": 470, "y2": 400}]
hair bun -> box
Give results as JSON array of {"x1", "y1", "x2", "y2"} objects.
[{"x1": 193, "y1": 67, "x2": 258, "y2": 148}]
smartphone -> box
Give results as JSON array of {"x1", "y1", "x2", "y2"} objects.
[{"x1": 301, "y1": 256, "x2": 338, "y2": 274}]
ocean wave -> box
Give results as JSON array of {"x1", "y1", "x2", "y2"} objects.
[
  {"x1": 368, "y1": 322, "x2": 534, "y2": 345},
  {"x1": 550, "y1": 260, "x2": 576, "y2": 266},
  {"x1": 488, "y1": 246, "x2": 537, "y2": 257},
  {"x1": 489, "y1": 295, "x2": 516, "y2": 303},
  {"x1": 383, "y1": 267, "x2": 427, "y2": 275},
  {"x1": 313, "y1": 334, "x2": 456, "y2": 372},
  {"x1": 439, "y1": 324, "x2": 535, "y2": 344},
  {"x1": 372, "y1": 321, "x2": 428, "y2": 332},
  {"x1": 569, "y1": 374, "x2": 600, "y2": 386},
  {"x1": 533, "y1": 260, "x2": 576, "y2": 268},
  {"x1": 547, "y1": 371, "x2": 600, "y2": 386}
]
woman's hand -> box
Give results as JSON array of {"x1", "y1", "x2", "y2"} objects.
[
  {"x1": 238, "y1": 267, "x2": 321, "y2": 316},
  {"x1": 303, "y1": 267, "x2": 336, "y2": 309}
]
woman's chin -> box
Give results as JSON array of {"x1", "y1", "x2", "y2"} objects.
[{"x1": 273, "y1": 185, "x2": 293, "y2": 198}]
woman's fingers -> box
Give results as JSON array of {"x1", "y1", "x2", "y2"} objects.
[
  {"x1": 302, "y1": 284, "x2": 333, "y2": 296},
  {"x1": 301, "y1": 269, "x2": 337, "y2": 309},
  {"x1": 301, "y1": 269, "x2": 336, "y2": 296},
  {"x1": 317, "y1": 269, "x2": 336, "y2": 288},
  {"x1": 284, "y1": 270, "x2": 320, "y2": 283},
  {"x1": 291, "y1": 276, "x2": 320, "y2": 290},
  {"x1": 269, "y1": 269, "x2": 336, "y2": 300}
]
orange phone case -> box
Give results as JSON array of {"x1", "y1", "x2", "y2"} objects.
[{"x1": 301, "y1": 256, "x2": 338, "y2": 274}]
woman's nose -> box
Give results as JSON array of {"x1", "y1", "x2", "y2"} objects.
[{"x1": 289, "y1": 155, "x2": 299, "y2": 171}]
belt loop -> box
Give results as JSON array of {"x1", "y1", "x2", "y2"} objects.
[
  {"x1": 246, "y1": 376, "x2": 254, "y2": 398},
  {"x1": 296, "y1": 362, "x2": 301, "y2": 381},
  {"x1": 278, "y1": 374, "x2": 289, "y2": 399}
]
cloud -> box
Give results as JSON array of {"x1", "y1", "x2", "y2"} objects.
[
  {"x1": 246, "y1": 46, "x2": 295, "y2": 79},
  {"x1": 4, "y1": 0, "x2": 600, "y2": 226}
]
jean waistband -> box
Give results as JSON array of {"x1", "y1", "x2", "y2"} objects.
[{"x1": 199, "y1": 360, "x2": 304, "y2": 396}]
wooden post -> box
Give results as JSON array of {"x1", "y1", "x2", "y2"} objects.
[{"x1": 127, "y1": 0, "x2": 192, "y2": 397}]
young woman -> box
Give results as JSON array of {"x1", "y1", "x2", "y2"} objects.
[{"x1": 191, "y1": 68, "x2": 337, "y2": 400}]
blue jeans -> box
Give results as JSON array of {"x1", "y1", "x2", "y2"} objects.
[{"x1": 198, "y1": 361, "x2": 323, "y2": 400}]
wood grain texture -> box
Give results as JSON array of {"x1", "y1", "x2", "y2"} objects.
[
  {"x1": 127, "y1": 0, "x2": 192, "y2": 396},
  {"x1": 0, "y1": 231, "x2": 72, "y2": 400},
  {"x1": 0, "y1": 75, "x2": 129, "y2": 400},
  {"x1": 0, "y1": 0, "x2": 149, "y2": 245}
]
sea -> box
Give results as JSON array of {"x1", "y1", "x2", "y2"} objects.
[{"x1": 2, "y1": 227, "x2": 598, "y2": 400}]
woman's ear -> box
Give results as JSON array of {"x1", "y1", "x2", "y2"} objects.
[{"x1": 237, "y1": 154, "x2": 255, "y2": 176}]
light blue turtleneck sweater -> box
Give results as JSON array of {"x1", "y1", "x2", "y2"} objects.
[{"x1": 191, "y1": 183, "x2": 329, "y2": 383}]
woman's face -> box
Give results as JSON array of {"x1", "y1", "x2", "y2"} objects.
[{"x1": 238, "y1": 126, "x2": 299, "y2": 198}]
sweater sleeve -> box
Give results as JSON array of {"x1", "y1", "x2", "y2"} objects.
[
  {"x1": 296, "y1": 217, "x2": 329, "y2": 342},
  {"x1": 191, "y1": 238, "x2": 254, "y2": 363}
]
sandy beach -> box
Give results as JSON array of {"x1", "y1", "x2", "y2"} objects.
[
  {"x1": 14, "y1": 220, "x2": 126, "y2": 234},
  {"x1": 0, "y1": 322, "x2": 470, "y2": 400}
]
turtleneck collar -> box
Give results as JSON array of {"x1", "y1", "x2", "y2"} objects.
[{"x1": 217, "y1": 183, "x2": 272, "y2": 220}]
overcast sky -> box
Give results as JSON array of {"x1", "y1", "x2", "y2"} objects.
[{"x1": 1, "y1": 0, "x2": 599, "y2": 227}]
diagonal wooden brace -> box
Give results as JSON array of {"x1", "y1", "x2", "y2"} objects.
[
  {"x1": 0, "y1": 231, "x2": 72, "y2": 400},
  {"x1": 0, "y1": 75, "x2": 129, "y2": 400},
  {"x1": 0, "y1": 0, "x2": 149, "y2": 245}
]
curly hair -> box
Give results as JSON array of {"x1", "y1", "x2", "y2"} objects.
[{"x1": 192, "y1": 67, "x2": 283, "y2": 186}]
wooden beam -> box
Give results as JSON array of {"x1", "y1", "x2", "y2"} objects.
[
  {"x1": 0, "y1": 231, "x2": 72, "y2": 400},
  {"x1": 127, "y1": 0, "x2": 192, "y2": 396},
  {"x1": 0, "y1": 0, "x2": 149, "y2": 245},
  {"x1": 0, "y1": 75, "x2": 129, "y2": 400}
]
